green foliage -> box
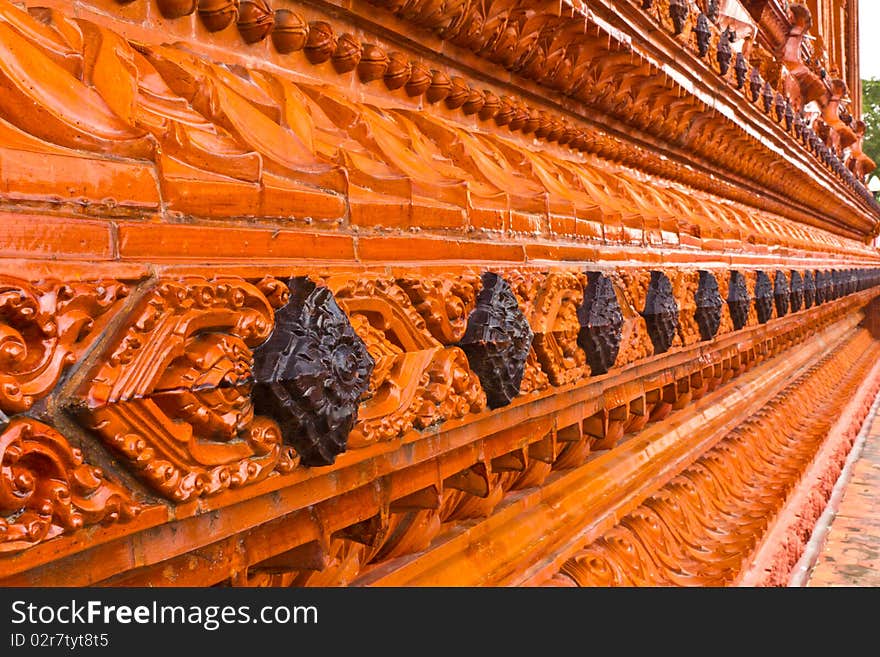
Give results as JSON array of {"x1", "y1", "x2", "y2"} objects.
[{"x1": 863, "y1": 78, "x2": 880, "y2": 173}]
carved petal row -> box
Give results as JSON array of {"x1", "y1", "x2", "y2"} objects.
[
  {"x1": 65, "y1": 267, "x2": 880, "y2": 502},
  {"x1": 0, "y1": 1, "x2": 874, "y2": 248},
  {"x1": 554, "y1": 326, "x2": 880, "y2": 586}
]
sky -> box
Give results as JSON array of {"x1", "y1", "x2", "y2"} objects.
[{"x1": 862, "y1": 0, "x2": 880, "y2": 79}]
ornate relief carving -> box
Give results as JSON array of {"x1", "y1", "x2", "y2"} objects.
[
  {"x1": 252, "y1": 277, "x2": 373, "y2": 467},
  {"x1": 508, "y1": 271, "x2": 588, "y2": 387},
  {"x1": 75, "y1": 278, "x2": 298, "y2": 502},
  {"x1": 397, "y1": 274, "x2": 481, "y2": 345},
  {"x1": 1, "y1": 418, "x2": 140, "y2": 553},
  {"x1": 328, "y1": 275, "x2": 486, "y2": 447},
  {"x1": 458, "y1": 273, "x2": 533, "y2": 408},
  {"x1": 0, "y1": 278, "x2": 127, "y2": 414},
  {"x1": 555, "y1": 330, "x2": 879, "y2": 586}
]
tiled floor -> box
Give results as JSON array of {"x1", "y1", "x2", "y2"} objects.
[{"x1": 806, "y1": 409, "x2": 880, "y2": 587}]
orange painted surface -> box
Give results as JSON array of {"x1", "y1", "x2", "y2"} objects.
[{"x1": 0, "y1": 0, "x2": 878, "y2": 587}]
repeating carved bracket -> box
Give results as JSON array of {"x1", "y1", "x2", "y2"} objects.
[
  {"x1": 0, "y1": 418, "x2": 140, "y2": 554},
  {"x1": 73, "y1": 278, "x2": 297, "y2": 502}
]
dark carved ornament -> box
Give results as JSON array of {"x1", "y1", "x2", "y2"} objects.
[
  {"x1": 717, "y1": 28, "x2": 733, "y2": 75},
  {"x1": 642, "y1": 272, "x2": 680, "y2": 355},
  {"x1": 814, "y1": 270, "x2": 828, "y2": 304},
  {"x1": 694, "y1": 271, "x2": 723, "y2": 341},
  {"x1": 802, "y1": 270, "x2": 815, "y2": 309},
  {"x1": 252, "y1": 277, "x2": 374, "y2": 467},
  {"x1": 695, "y1": 14, "x2": 711, "y2": 57},
  {"x1": 707, "y1": 0, "x2": 719, "y2": 22},
  {"x1": 749, "y1": 68, "x2": 763, "y2": 102},
  {"x1": 773, "y1": 270, "x2": 790, "y2": 318},
  {"x1": 754, "y1": 271, "x2": 774, "y2": 324},
  {"x1": 789, "y1": 270, "x2": 804, "y2": 313},
  {"x1": 762, "y1": 82, "x2": 774, "y2": 115},
  {"x1": 727, "y1": 271, "x2": 750, "y2": 331},
  {"x1": 735, "y1": 52, "x2": 748, "y2": 88},
  {"x1": 458, "y1": 273, "x2": 533, "y2": 409},
  {"x1": 669, "y1": 0, "x2": 689, "y2": 35},
  {"x1": 577, "y1": 273, "x2": 623, "y2": 376}
]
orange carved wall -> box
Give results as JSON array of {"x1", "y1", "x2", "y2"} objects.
[{"x1": 1, "y1": 0, "x2": 879, "y2": 587}]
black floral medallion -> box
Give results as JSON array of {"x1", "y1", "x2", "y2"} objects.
[
  {"x1": 727, "y1": 271, "x2": 750, "y2": 330},
  {"x1": 754, "y1": 270, "x2": 773, "y2": 324},
  {"x1": 642, "y1": 271, "x2": 679, "y2": 355},
  {"x1": 577, "y1": 272, "x2": 623, "y2": 375},
  {"x1": 803, "y1": 270, "x2": 815, "y2": 309},
  {"x1": 694, "y1": 270, "x2": 723, "y2": 341},
  {"x1": 789, "y1": 270, "x2": 804, "y2": 312},
  {"x1": 251, "y1": 277, "x2": 374, "y2": 467},
  {"x1": 458, "y1": 272, "x2": 533, "y2": 409},
  {"x1": 774, "y1": 270, "x2": 790, "y2": 318}
]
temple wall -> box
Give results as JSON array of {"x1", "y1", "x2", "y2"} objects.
[{"x1": 1, "y1": 0, "x2": 879, "y2": 587}]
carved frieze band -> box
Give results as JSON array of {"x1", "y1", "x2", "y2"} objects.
[
  {"x1": 1, "y1": 264, "x2": 877, "y2": 557},
  {"x1": 63, "y1": 265, "x2": 880, "y2": 505}
]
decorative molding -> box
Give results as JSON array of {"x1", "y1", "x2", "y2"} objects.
[{"x1": 555, "y1": 327, "x2": 880, "y2": 586}]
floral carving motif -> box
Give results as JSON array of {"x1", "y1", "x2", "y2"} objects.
[
  {"x1": 802, "y1": 270, "x2": 816, "y2": 309},
  {"x1": 642, "y1": 271, "x2": 679, "y2": 355},
  {"x1": 774, "y1": 270, "x2": 790, "y2": 318},
  {"x1": 329, "y1": 276, "x2": 485, "y2": 447},
  {"x1": 754, "y1": 270, "x2": 774, "y2": 324},
  {"x1": 1, "y1": 418, "x2": 140, "y2": 554},
  {"x1": 789, "y1": 271, "x2": 804, "y2": 313},
  {"x1": 694, "y1": 271, "x2": 722, "y2": 341},
  {"x1": 252, "y1": 277, "x2": 374, "y2": 467},
  {"x1": 458, "y1": 273, "x2": 533, "y2": 408}
]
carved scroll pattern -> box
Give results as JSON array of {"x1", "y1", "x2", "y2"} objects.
[
  {"x1": 0, "y1": 418, "x2": 140, "y2": 554},
  {"x1": 0, "y1": 278, "x2": 128, "y2": 414},
  {"x1": 0, "y1": 0, "x2": 873, "y2": 256},
  {"x1": 328, "y1": 275, "x2": 487, "y2": 448}
]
